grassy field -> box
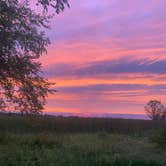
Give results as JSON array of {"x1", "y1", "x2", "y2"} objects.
[{"x1": 0, "y1": 113, "x2": 166, "y2": 166}]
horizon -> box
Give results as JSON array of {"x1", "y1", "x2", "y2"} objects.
[
  {"x1": 0, "y1": 111, "x2": 149, "y2": 120},
  {"x1": 45, "y1": 112, "x2": 149, "y2": 120},
  {"x1": 38, "y1": 0, "x2": 166, "y2": 117}
]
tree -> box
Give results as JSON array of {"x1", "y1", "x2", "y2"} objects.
[
  {"x1": 0, "y1": 0, "x2": 69, "y2": 114},
  {"x1": 36, "y1": 0, "x2": 70, "y2": 13},
  {"x1": 145, "y1": 100, "x2": 165, "y2": 120}
]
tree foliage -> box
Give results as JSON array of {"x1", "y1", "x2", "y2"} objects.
[
  {"x1": 0, "y1": 0, "x2": 68, "y2": 114},
  {"x1": 145, "y1": 100, "x2": 166, "y2": 121},
  {"x1": 36, "y1": 0, "x2": 70, "y2": 13}
]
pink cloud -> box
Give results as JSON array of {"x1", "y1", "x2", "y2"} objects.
[{"x1": 35, "y1": 0, "x2": 166, "y2": 117}]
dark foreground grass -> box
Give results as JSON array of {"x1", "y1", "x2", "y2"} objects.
[
  {"x1": 0, "y1": 113, "x2": 166, "y2": 165},
  {"x1": 0, "y1": 132, "x2": 165, "y2": 166}
]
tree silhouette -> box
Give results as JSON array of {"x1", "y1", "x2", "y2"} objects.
[
  {"x1": 145, "y1": 100, "x2": 165, "y2": 120},
  {"x1": 0, "y1": 0, "x2": 68, "y2": 114},
  {"x1": 36, "y1": 0, "x2": 69, "y2": 13}
]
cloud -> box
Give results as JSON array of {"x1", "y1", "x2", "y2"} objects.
[
  {"x1": 75, "y1": 58, "x2": 166, "y2": 75},
  {"x1": 39, "y1": 0, "x2": 166, "y2": 116},
  {"x1": 44, "y1": 58, "x2": 166, "y2": 78},
  {"x1": 58, "y1": 84, "x2": 148, "y2": 94}
]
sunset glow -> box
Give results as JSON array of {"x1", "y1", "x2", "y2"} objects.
[{"x1": 41, "y1": 0, "x2": 166, "y2": 118}]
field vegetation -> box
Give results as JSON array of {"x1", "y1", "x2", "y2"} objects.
[{"x1": 0, "y1": 113, "x2": 166, "y2": 166}]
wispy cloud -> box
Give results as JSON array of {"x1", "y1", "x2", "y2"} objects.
[
  {"x1": 38, "y1": 0, "x2": 166, "y2": 117},
  {"x1": 44, "y1": 58, "x2": 166, "y2": 78}
]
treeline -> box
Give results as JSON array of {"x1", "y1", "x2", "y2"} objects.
[{"x1": 0, "y1": 113, "x2": 165, "y2": 135}]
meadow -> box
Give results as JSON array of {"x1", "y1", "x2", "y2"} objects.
[{"x1": 0, "y1": 113, "x2": 166, "y2": 166}]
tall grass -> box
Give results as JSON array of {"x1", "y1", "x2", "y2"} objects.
[
  {"x1": 0, "y1": 132, "x2": 164, "y2": 166},
  {"x1": 0, "y1": 113, "x2": 165, "y2": 165},
  {"x1": 0, "y1": 113, "x2": 164, "y2": 135}
]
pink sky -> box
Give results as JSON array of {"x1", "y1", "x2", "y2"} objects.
[{"x1": 39, "y1": 0, "x2": 166, "y2": 118}]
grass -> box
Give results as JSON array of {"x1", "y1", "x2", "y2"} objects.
[{"x1": 0, "y1": 113, "x2": 165, "y2": 165}]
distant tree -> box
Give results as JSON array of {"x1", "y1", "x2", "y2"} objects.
[
  {"x1": 145, "y1": 100, "x2": 165, "y2": 121},
  {"x1": 0, "y1": 0, "x2": 69, "y2": 114}
]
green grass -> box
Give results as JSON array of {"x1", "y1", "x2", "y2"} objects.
[
  {"x1": 0, "y1": 113, "x2": 165, "y2": 165},
  {"x1": 0, "y1": 132, "x2": 165, "y2": 165}
]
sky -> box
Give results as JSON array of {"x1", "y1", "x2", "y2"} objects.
[{"x1": 39, "y1": 0, "x2": 166, "y2": 118}]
